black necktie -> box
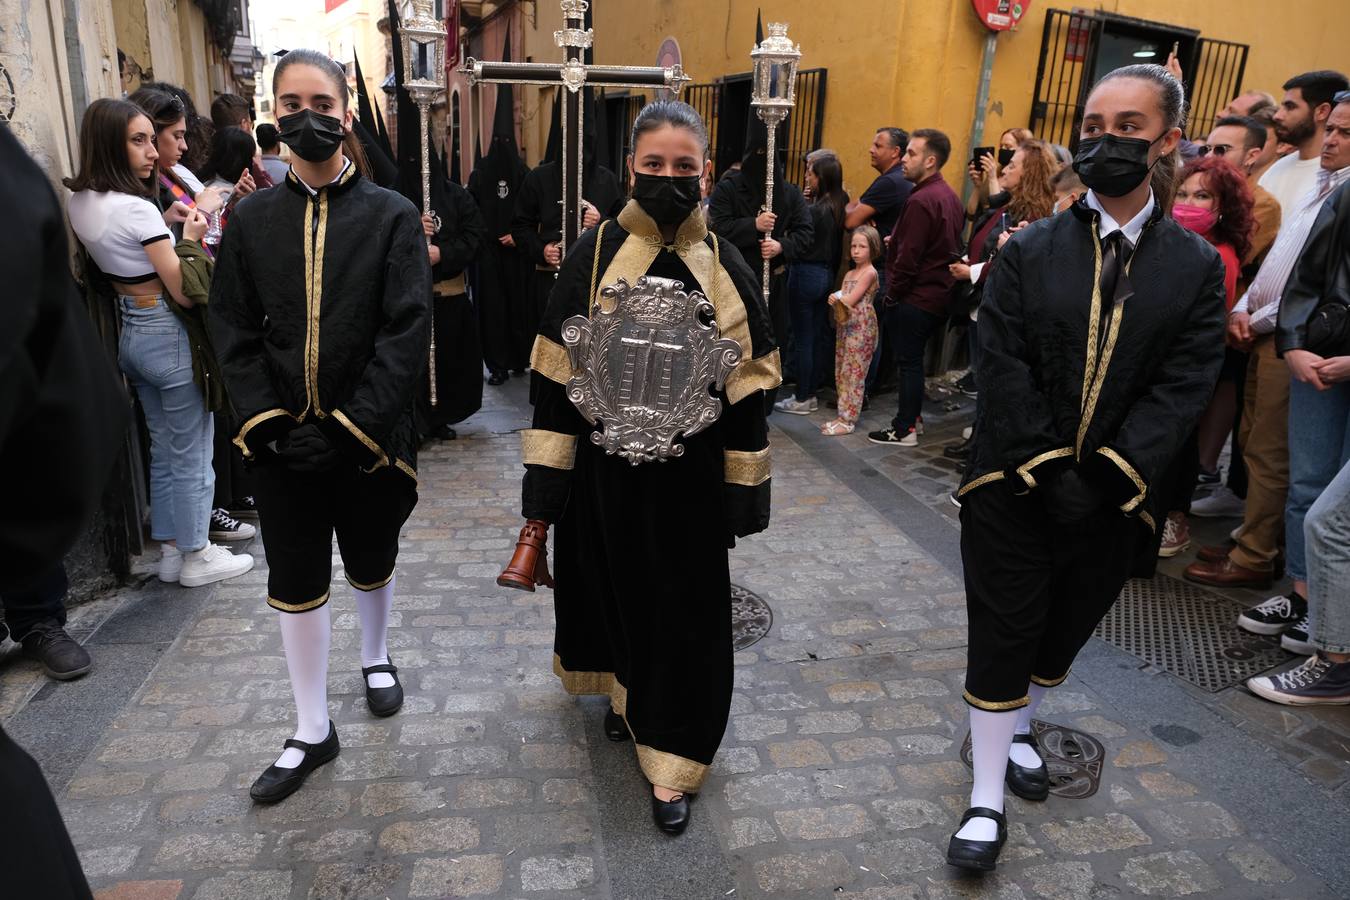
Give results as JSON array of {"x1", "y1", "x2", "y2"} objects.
[{"x1": 1097, "y1": 230, "x2": 1134, "y2": 350}]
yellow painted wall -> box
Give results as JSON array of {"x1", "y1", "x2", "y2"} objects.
[{"x1": 589, "y1": 0, "x2": 1350, "y2": 200}]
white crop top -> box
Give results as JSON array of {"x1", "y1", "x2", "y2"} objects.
[{"x1": 68, "y1": 190, "x2": 172, "y2": 284}]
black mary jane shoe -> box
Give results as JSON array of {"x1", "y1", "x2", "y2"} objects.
[
  {"x1": 249, "y1": 721, "x2": 340, "y2": 803},
  {"x1": 946, "y1": 806, "x2": 1007, "y2": 872},
  {"x1": 603, "y1": 707, "x2": 630, "y2": 742},
  {"x1": 1006, "y1": 732, "x2": 1050, "y2": 801},
  {"x1": 362, "y1": 658, "x2": 404, "y2": 717},
  {"x1": 651, "y1": 789, "x2": 691, "y2": 836}
]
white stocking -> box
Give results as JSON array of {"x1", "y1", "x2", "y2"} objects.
[
  {"x1": 275, "y1": 604, "x2": 332, "y2": 768},
  {"x1": 1010, "y1": 683, "x2": 1049, "y2": 768},
  {"x1": 354, "y1": 576, "x2": 396, "y2": 689},
  {"x1": 956, "y1": 707, "x2": 1018, "y2": 841}
]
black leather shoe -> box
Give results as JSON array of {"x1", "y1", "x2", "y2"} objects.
[
  {"x1": 946, "y1": 806, "x2": 1007, "y2": 871},
  {"x1": 487, "y1": 371, "x2": 509, "y2": 386},
  {"x1": 604, "y1": 707, "x2": 629, "y2": 741},
  {"x1": 943, "y1": 438, "x2": 973, "y2": 460},
  {"x1": 651, "y1": 790, "x2": 691, "y2": 835},
  {"x1": 250, "y1": 722, "x2": 340, "y2": 803},
  {"x1": 1006, "y1": 732, "x2": 1050, "y2": 801},
  {"x1": 362, "y1": 658, "x2": 404, "y2": 717}
]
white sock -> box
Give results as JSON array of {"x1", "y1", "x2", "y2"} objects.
[
  {"x1": 354, "y1": 576, "x2": 396, "y2": 689},
  {"x1": 1010, "y1": 683, "x2": 1049, "y2": 768},
  {"x1": 956, "y1": 707, "x2": 1018, "y2": 841},
  {"x1": 275, "y1": 604, "x2": 332, "y2": 769}
]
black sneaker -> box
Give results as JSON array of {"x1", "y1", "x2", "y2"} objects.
[
  {"x1": 230, "y1": 496, "x2": 259, "y2": 521},
  {"x1": 1237, "y1": 592, "x2": 1306, "y2": 636},
  {"x1": 20, "y1": 620, "x2": 92, "y2": 681},
  {"x1": 868, "y1": 427, "x2": 918, "y2": 446},
  {"x1": 1247, "y1": 654, "x2": 1350, "y2": 706},
  {"x1": 1197, "y1": 467, "x2": 1222, "y2": 487},
  {"x1": 210, "y1": 508, "x2": 257, "y2": 543},
  {"x1": 1280, "y1": 617, "x2": 1314, "y2": 655},
  {"x1": 956, "y1": 373, "x2": 978, "y2": 397}
]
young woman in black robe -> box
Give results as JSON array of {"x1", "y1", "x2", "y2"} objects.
[
  {"x1": 209, "y1": 50, "x2": 431, "y2": 803},
  {"x1": 947, "y1": 65, "x2": 1225, "y2": 871},
  {"x1": 515, "y1": 100, "x2": 780, "y2": 835}
]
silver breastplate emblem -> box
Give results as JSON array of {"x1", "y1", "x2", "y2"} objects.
[{"x1": 562, "y1": 275, "x2": 742, "y2": 465}]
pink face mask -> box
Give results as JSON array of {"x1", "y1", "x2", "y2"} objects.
[{"x1": 1173, "y1": 203, "x2": 1218, "y2": 235}]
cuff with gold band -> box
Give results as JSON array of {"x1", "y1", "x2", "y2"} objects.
[
  {"x1": 318, "y1": 408, "x2": 389, "y2": 472},
  {"x1": 962, "y1": 690, "x2": 1031, "y2": 711},
  {"x1": 725, "y1": 350, "x2": 783, "y2": 406},
  {"x1": 1083, "y1": 445, "x2": 1148, "y2": 514},
  {"x1": 232, "y1": 408, "x2": 297, "y2": 460},
  {"x1": 530, "y1": 335, "x2": 575, "y2": 386},
  {"x1": 725, "y1": 446, "x2": 771, "y2": 486},
  {"x1": 521, "y1": 429, "x2": 579, "y2": 470},
  {"x1": 1011, "y1": 447, "x2": 1076, "y2": 492}
]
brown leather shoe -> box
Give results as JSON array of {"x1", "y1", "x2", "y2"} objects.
[
  {"x1": 1196, "y1": 544, "x2": 1232, "y2": 564},
  {"x1": 1183, "y1": 557, "x2": 1272, "y2": 589}
]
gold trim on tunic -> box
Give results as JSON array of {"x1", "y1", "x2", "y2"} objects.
[
  {"x1": 521, "y1": 429, "x2": 578, "y2": 470},
  {"x1": 1016, "y1": 447, "x2": 1075, "y2": 491},
  {"x1": 346, "y1": 571, "x2": 394, "y2": 592},
  {"x1": 331, "y1": 409, "x2": 390, "y2": 471},
  {"x1": 233, "y1": 408, "x2": 295, "y2": 459},
  {"x1": 957, "y1": 470, "x2": 1006, "y2": 498},
  {"x1": 724, "y1": 446, "x2": 771, "y2": 486},
  {"x1": 530, "y1": 335, "x2": 575, "y2": 385},
  {"x1": 434, "y1": 274, "x2": 467, "y2": 295},
  {"x1": 552, "y1": 653, "x2": 616, "y2": 696},
  {"x1": 963, "y1": 690, "x2": 1030, "y2": 711},
  {"x1": 268, "y1": 590, "x2": 331, "y2": 613},
  {"x1": 1096, "y1": 446, "x2": 1148, "y2": 512},
  {"x1": 1030, "y1": 671, "x2": 1070, "y2": 687},
  {"x1": 635, "y1": 743, "x2": 710, "y2": 794},
  {"x1": 1139, "y1": 510, "x2": 1156, "y2": 533}
]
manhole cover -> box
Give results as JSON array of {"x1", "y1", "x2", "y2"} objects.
[
  {"x1": 1095, "y1": 573, "x2": 1291, "y2": 692},
  {"x1": 961, "y1": 719, "x2": 1105, "y2": 799},
  {"x1": 731, "y1": 583, "x2": 772, "y2": 650}
]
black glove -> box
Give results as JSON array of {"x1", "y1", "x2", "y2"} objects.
[
  {"x1": 1043, "y1": 469, "x2": 1104, "y2": 525},
  {"x1": 276, "y1": 423, "x2": 341, "y2": 473}
]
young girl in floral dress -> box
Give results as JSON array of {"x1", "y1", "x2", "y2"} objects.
[{"x1": 822, "y1": 226, "x2": 881, "y2": 435}]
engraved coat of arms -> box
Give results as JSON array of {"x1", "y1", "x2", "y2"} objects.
[{"x1": 562, "y1": 275, "x2": 742, "y2": 465}]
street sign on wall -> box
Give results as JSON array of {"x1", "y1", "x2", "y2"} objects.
[{"x1": 972, "y1": 0, "x2": 1031, "y2": 32}]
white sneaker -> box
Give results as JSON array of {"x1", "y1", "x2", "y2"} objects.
[
  {"x1": 179, "y1": 543, "x2": 255, "y2": 587},
  {"x1": 774, "y1": 397, "x2": 818, "y2": 415},
  {"x1": 209, "y1": 507, "x2": 256, "y2": 542},
  {"x1": 1190, "y1": 485, "x2": 1245, "y2": 518},
  {"x1": 158, "y1": 544, "x2": 183, "y2": 583},
  {"x1": 961, "y1": 425, "x2": 973, "y2": 440}
]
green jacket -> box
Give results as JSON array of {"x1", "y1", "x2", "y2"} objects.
[{"x1": 172, "y1": 240, "x2": 231, "y2": 414}]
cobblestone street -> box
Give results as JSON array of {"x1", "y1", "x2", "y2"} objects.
[{"x1": 3, "y1": 379, "x2": 1349, "y2": 899}]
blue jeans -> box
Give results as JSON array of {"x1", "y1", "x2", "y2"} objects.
[
  {"x1": 1306, "y1": 459, "x2": 1350, "y2": 654},
  {"x1": 890, "y1": 303, "x2": 943, "y2": 433},
  {"x1": 118, "y1": 296, "x2": 214, "y2": 551},
  {"x1": 786, "y1": 262, "x2": 832, "y2": 401},
  {"x1": 1285, "y1": 379, "x2": 1350, "y2": 583}
]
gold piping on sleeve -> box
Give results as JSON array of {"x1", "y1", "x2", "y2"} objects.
[
  {"x1": 956, "y1": 470, "x2": 1006, "y2": 498},
  {"x1": 724, "y1": 446, "x2": 771, "y2": 486},
  {"x1": 634, "y1": 744, "x2": 710, "y2": 794},
  {"x1": 331, "y1": 409, "x2": 390, "y2": 471},
  {"x1": 521, "y1": 429, "x2": 578, "y2": 470},
  {"x1": 1015, "y1": 447, "x2": 1076, "y2": 491},
  {"x1": 346, "y1": 571, "x2": 394, "y2": 591},
  {"x1": 267, "y1": 590, "x2": 331, "y2": 613},
  {"x1": 1139, "y1": 510, "x2": 1156, "y2": 533},
  {"x1": 232, "y1": 408, "x2": 295, "y2": 459},
  {"x1": 963, "y1": 690, "x2": 1030, "y2": 711},
  {"x1": 394, "y1": 458, "x2": 418, "y2": 485},
  {"x1": 530, "y1": 335, "x2": 576, "y2": 385},
  {"x1": 1030, "y1": 672, "x2": 1070, "y2": 688},
  {"x1": 1096, "y1": 446, "x2": 1147, "y2": 512}
]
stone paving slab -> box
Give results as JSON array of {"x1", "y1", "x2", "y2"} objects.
[{"x1": 8, "y1": 381, "x2": 1344, "y2": 898}]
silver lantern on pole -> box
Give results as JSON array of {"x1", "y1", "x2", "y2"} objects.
[
  {"x1": 749, "y1": 22, "x2": 801, "y2": 302},
  {"x1": 400, "y1": 0, "x2": 448, "y2": 406}
]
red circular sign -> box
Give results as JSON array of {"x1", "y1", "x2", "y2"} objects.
[{"x1": 971, "y1": 0, "x2": 1030, "y2": 32}]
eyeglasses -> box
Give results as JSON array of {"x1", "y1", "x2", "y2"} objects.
[{"x1": 1196, "y1": 144, "x2": 1234, "y2": 157}]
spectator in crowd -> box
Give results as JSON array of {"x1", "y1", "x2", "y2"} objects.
[
  {"x1": 256, "y1": 122, "x2": 289, "y2": 185},
  {"x1": 139, "y1": 80, "x2": 213, "y2": 179},
  {"x1": 1157, "y1": 155, "x2": 1255, "y2": 557},
  {"x1": 199, "y1": 127, "x2": 258, "y2": 253},
  {"x1": 777, "y1": 154, "x2": 847, "y2": 414},
  {"x1": 802, "y1": 147, "x2": 838, "y2": 198},
  {"x1": 1222, "y1": 89, "x2": 1278, "y2": 120},
  {"x1": 65, "y1": 98, "x2": 254, "y2": 589},
  {"x1": 868, "y1": 129, "x2": 963, "y2": 447},
  {"x1": 129, "y1": 87, "x2": 225, "y2": 234},
  {"x1": 948, "y1": 140, "x2": 1058, "y2": 402},
  {"x1": 1247, "y1": 147, "x2": 1350, "y2": 703},
  {"x1": 1260, "y1": 71, "x2": 1348, "y2": 214},
  {"x1": 212, "y1": 92, "x2": 274, "y2": 189},
  {"x1": 1204, "y1": 115, "x2": 1284, "y2": 276},
  {"x1": 822, "y1": 226, "x2": 881, "y2": 436},
  {"x1": 965, "y1": 127, "x2": 1033, "y2": 221},
  {"x1": 1246, "y1": 107, "x2": 1283, "y2": 181},
  {"x1": 1185, "y1": 91, "x2": 1350, "y2": 632},
  {"x1": 1051, "y1": 164, "x2": 1085, "y2": 213}
]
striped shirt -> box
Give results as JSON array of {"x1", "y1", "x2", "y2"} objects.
[{"x1": 1234, "y1": 164, "x2": 1350, "y2": 333}]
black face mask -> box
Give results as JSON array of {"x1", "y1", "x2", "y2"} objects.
[
  {"x1": 277, "y1": 109, "x2": 345, "y2": 163},
  {"x1": 631, "y1": 172, "x2": 703, "y2": 225},
  {"x1": 997, "y1": 147, "x2": 1016, "y2": 168},
  {"x1": 1072, "y1": 133, "x2": 1163, "y2": 198}
]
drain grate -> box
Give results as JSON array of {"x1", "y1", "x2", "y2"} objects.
[
  {"x1": 962, "y1": 720, "x2": 1105, "y2": 798},
  {"x1": 1094, "y1": 573, "x2": 1291, "y2": 692},
  {"x1": 731, "y1": 584, "x2": 773, "y2": 650}
]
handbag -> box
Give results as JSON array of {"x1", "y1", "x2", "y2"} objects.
[
  {"x1": 1305, "y1": 301, "x2": 1350, "y2": 357},
  {"x1": 832, "y1": 299, "x2": 850, "y2": 328}
]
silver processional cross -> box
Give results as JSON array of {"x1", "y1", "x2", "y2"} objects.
[{"x1": 459, "y1": 0, "x2": 691, "y2": 258}]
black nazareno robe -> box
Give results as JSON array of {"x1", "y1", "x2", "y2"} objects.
[{"x1": 520, "y1": 201, "x2": 781, "y2": 793}]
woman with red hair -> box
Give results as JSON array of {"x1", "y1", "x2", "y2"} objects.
[{"x1": 1157, "y1": 155, "x2": 1255, "y2": 556}]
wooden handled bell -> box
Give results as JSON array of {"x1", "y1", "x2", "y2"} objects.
[{"x1": 497, "y1": 519, "x2": 555, "y2": 592}]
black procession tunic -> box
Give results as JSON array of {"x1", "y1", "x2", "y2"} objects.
[
  {"x1": 521, "y1": 201, "x2": 781, "y2": 793},
  {"x1": 209, "y1": 164, "x2": 432, "y2": 481}
]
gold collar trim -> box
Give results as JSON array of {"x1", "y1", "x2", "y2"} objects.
[{"x1": 616, "y1": 200, "x2": 708, "y2": 253}]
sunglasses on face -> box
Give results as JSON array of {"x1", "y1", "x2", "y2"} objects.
[{"x1": 1196, "y1": 144, "x2": 1235, "y2": 157}]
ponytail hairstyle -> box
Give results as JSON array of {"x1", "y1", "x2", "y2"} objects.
[
  {"x1": 629, "y1": 98, "x2": 710, "y2": 162},
  {"x1": 1092, "y1": 64, "x2": 1187, "y2": 207},
  {"x1": 271, "y1": 48, "x2": 373, "y2": 180}
]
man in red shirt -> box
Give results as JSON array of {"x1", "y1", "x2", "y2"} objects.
[{"x1": 869, "y1": 129, "x2": 965, "y2": 446}]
